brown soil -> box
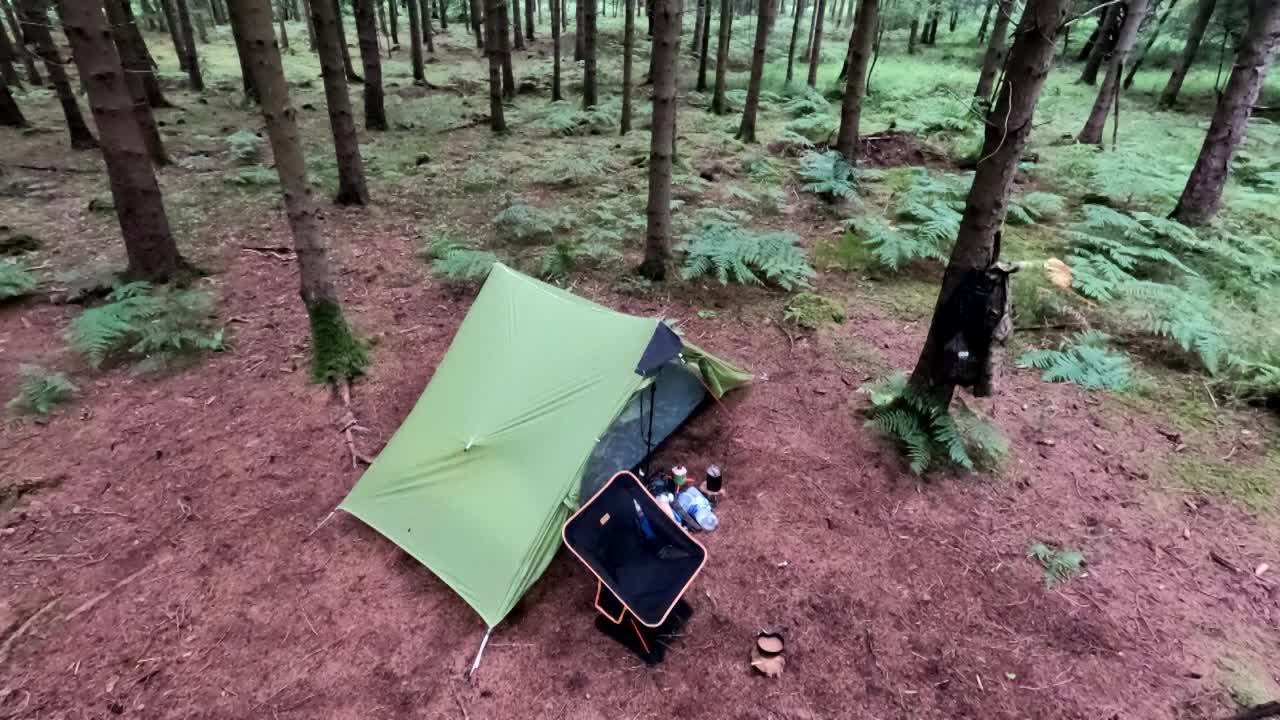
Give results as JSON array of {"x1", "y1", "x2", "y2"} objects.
[{"x1": 858, "y1": 129, "x2": 936, "y2": 168}]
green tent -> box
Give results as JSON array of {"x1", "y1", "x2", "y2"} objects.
[{"x1": 339, "y1": 264, "x2": 748, "y2": 627}]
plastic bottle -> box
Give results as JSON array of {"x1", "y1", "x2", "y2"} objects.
[{"x1": 676, "y1": 486, "x2": 718, "y2": 531}]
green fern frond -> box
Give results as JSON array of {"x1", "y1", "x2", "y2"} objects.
[
  {"x1": 0, "y1": 262, "x2": 39, "y2": 300},
  {"x1": 1018, "y1": 331, "x2": 1133, "y2": 391},
  {"x1": 679, "y1": 219, "x2": 814, "y2": 290},
  {"x1": 7, "y1": 364, "x2": 77, "y2": 416},
  {"x1": 68, "y1": 283, "x2": 222, "y2": 368}
]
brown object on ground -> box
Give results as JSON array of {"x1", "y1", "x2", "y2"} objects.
[{"x1": 0, "y1": 596, "x2": 58, "y2": 665}]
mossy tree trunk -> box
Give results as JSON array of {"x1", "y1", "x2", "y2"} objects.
[
  {"x1": 56, "y1": 0, "x2": 186, "y2": 283},
  {"x1": 1171, "y1": 0, "x2": 1280, "y2": 226},
  {"x1": 485, "y1": 0, "x2": 507, "y2": 129},
  {"x1": 17, "y1": 0, "x2": 96, "y2": 149},
  {"x1": 406, "y1": 0, "x2": 425, "y2": 78},
  {"x1": 737, "y1": 0, "x2": 774, "y2": 142},
  {"x1": 974, "y1": 0, "x2": 1011, "y2": 101},
  {"x1": 1159, "y1": 0, "x2": 1217, "y2": 107},
  {"x1": 640, "y1": 0, "x2": 680, "y2": 280},
  {"x1": 583, "y1": 0, "x2": 597, "y2": 107},
  {"x1": 620, "y1": 0, "x2": 633, "y2": 132},
  {"x1": 784, "y1": 0, "x2": 804, "y2": 83},
  {"x1": 311, "y1": 0, "x2": 369, "y2": 203},
  {"x1": 353, "y1": 0, "x2": 386, "y2": 128},
  {"x1": 230, "y1": 0, "x2": 368, "y2": 383},
  {"x1": 176, "y1": 0, "x2": 205, "y2": 90},
  {"x1": 834, "y1": 0, "x2": 875, "y2": 161},
  {"x1": 711, "y1": 0, "x2": 731, "y2": 112},
  {"x1": 909, "y1": 0, "x2": 1068, "y2": 404},
  {"x1": 1077, "y1": 0, "x2": 1148, "y2": 144},
  {"x1": 805, "y1": 0, "x2": 824, "y2": 86},
  {"x1": 106, "y1": 0, "x2": 174, "y2": 109}
]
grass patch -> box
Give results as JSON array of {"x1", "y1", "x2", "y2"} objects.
[{"x1": 1167, "y1": 451, "x2": 1280, "y2": 514}]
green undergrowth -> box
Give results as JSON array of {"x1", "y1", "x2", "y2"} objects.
[
  {"x1": 7, "y1": 365, "x2": 77, "y2": 416},
  {"x1": 68, "y1": 282, "x2": 224, "y2": 370},
  {"x1": 861, "y1": 372, "x2": 1009, "y2": 474},
  {"x1": 1167, "y1": 450, "x2": 1280, "y2": 514},
  {"x1": 306, "y1": 298, "x2": 369, "y2": 383}
]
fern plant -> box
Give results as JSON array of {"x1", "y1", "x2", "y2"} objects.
[
  {"x1": 7, "y1": 364, "x2": 77, "y2": 416},
  {"x1": 67, "y1": 282, "x2": 224, "y2": 368},
  {"x1": 535, "y1": 100, "x2": 617, "y2": 136},
  {"x1": 861, "y1": 372, "x2": 1007, "y2": 474},
  {"x1": 538, "y1": 239, "x2": 623, "y2": 280},
  {"x1": 784, "y1": 113, "x2": 838, "y2": 143},
  {"x1": 1028, "y1": 542, "x2": 1085, "y2": 589},
  {"x1": 1118, "y1": 280, "x2": 1225, "y2": 375},
  {"x1": 1019, "y1": 331, "x2": 1133, "y2": 391},
  {"x1": 230, "y1": 165, "x2": 277, "y2": 186},
  {"x1": 493, "y1": 203, "x2": 566, "y2": 245},
  {"x1": 424, "y1": 237, "x2": 497, "y2": 282},
  {"x1": 783, "y1": 88, "x2": 830, "y2": 118},
  {"x1": 0, "y1": 262, "x2": 38, "y2": 300},
  {"x1": 799, "y1": 150, "x2": 857, "y2": 202},
  {"x1": 225, "y1": 130, "x2": 264, "y2": 166},
  {"x1": 845, "y1": 218, "x2": 947, "y2": 271},
  {"x1": 679, "y1": 218, "x2": 815, "y2": 290},
  {"x1": 532, "y1": 155, "x2": 610, "y2": 187}
]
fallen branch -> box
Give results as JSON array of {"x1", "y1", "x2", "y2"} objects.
[
  {"x1": 64, "y1": 564, "x2": 152, "y2": 622},
  {"x1": 1209, "y1": 550, "x2": 1240, "y2": 575},
  {"x1": 337, "y1": 380, "x2": 372, "y2": 469},
  {"x1": 0, "y1": 596, "x2": 60, "y2": 666},
  {"x1": 12, "y1": 163, "x2": 98, "y2": 174}
]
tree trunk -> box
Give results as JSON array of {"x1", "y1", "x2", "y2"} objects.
[
  {"x1": 0, "y1": 73, "x2": 25, "y2": 126},
  {"x1": 485, "y1": 0, "x2": 506, "y2": 127},
  {"x1": 226, "y1": 0, "x2": 261, "y2": 100},
  {"x1": 948, "y1": 4, "x2": 955, "y2": 31},
  {"x1": 1125, "y1": 0, "x2": 1177, "y2": 89},
  {"x1": 102, "y1": 0, "x2": 168, "y2": 165},
  {"x1": 806, "y1": 0, "x2": 825, "y2": 86},
  {"x1": 108, "y1": 0, "x2": 173, "y2": 108},
  {"x1": 498, "y1": 0, "x2": 514, "y2": 98},
  {"x1": 406, "y1": 0, "x2": 425, "y2": 77},
  {"x1": 785, "y1": 0, "x2": 804, "y2": 82},
  {"x1": 176, "y1": 0, "x2": 205, "y2": 90},
  {"x1": 621, "y1": 0, "x2": 633, "y2": 131},
  {"x1": 583, "y1": 0, "x2": 597, "y2": 106},
  {"x1": 352, "y1": 0, "x2": 385, "y2": 128},
  {"x1": 1171, "y1": 0, "x2": 1279, "y2": 225},
  {"x1": 0, "y1": 8, "x2": 21, "y2": 87},
  {"x1": 511, "y1": 0, "x2": 524, "y2": 47},
  {"x1": 376, "y1": 0, "x2": 389, "y2": 53},
  {"x1": 231, "y1": 0, "x2": 368, "y2": 382},
  {"x1": 711, "y1": 0, "x2": 730, "y2": 112},
  {"x1": 142, "y1": 0, "x2": 165, "y2": 30},
  {"x1": 1159, "y1": 0, "x2": 1217, "y2": 107},
  {"x1": 574, "y1": 0, "x2": 584, "y2": 59},
  {"x1": 907, "y1": 14, "x2": 917, "y2": 53},
  {"x1": 1078, "y1": 0, "x2": 1148, "y2": 144},
  {"x1": 278, "y1": 3, "x2": 290, "y2": 49},
  {"x1": 909, "y1": 0, "x2": 1069, "y2": 403},
  {"x1": 161, "y1": 0, "x2": 190, "y2": 70},
  {"x1": 333, "y1": 0, "x2": 363, "y2": 82},
  {"x1": 640, "y1": 0, "x2": 680, "y2": 280},
  {"x1": 834, "y1": 0, "x2": 875, "y2": 161},
  {"x1": 388, "y1": 0, "x2": 398, "y2": 44},
  {"x1": 974, "y1": 0, "x2": 1011, "y2": 100},
  {"x1": 551, "y1": 0, "x2": 562, "y2": 99},
  {"x1": 2, "y1": 1, "x2": 40, "y2": 85},
  {"x1": 194, "y1": 1, "x2": 210, "y2": 42},
  {"x1": 421, "y1": 0, "x2": 435, "y2": 52},
  {"x1": 311, "y1": 0, "x2": 368, "y2": 203},
  {"x1": 737, "y1": 0, "x2": 774, "y2": 142},
  {"x1": 303, "y1": 0, "x2": 317, "y2": 48},
  {"x1": 1080, "y1": 2, "x2": 1122, "y2": 85},
  {"x1": 471, "y1": 0, "x2": 484, "y2": 47},
  {"x1": 525, "y1": 0, "x2": 533, "y2": 38},
  {"x1": 690, "y1": 0, "x2": 704, "y2": 52},
  {"x1": 17, "y1": 0, "x2": 96, "y2": 149},
  {"x1": 976, "y1": 0, "x2": 991, "y2": 43},
  {"x1": 438, "y1": 0, "x2": 448, "y2": 29},
  {"x1": 56, "y1": 0, "x2": 186, "y2": 284},
  {"x1": 209, "y1": 0, "x2": 227, "y2": 23},
  {"x1": 696, "y1": 0, "x2": 711, "y2": 89}
]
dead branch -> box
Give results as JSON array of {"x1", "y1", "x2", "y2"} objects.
[
  {"x1": 10, "y1": 163, "x2": 98, "y2": 174},
  {"x1": 337, "y1": 380, "x2": 372, "y2": 468},
  {"x1": 0, "y1": 596, "x2": 60, "y2": 666},
  {"x1": 1209, "y1": 550, "x2": 1240, "y2": 574},
  {"x1": 64, "y1": 564, "x2": 153, "y2": 622}
]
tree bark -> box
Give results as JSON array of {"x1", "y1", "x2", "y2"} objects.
[
  {"x1": 209, "y1": 0, "x2": 227, "y2": 24},
  {"x1": 332, "y1": 0, "x2": 363, "y2": 82},
  {"x1": 640, "y1": 0, "x2": 680, "y2": 280},
  {"x1": 551, "y1": 0, "x2": 562, "y2": 99},
  {"x1": 834, "y1": 0, "x2": 875, "y2": 161},
  {"x1": 574, "y1": 0, "x2": 584, "y2": 59},
  {"x1": 102, "y1": 0, "x2": 168, "y2": 165},
  {"x1": 690, "y1": 0, "x2": 704, "y2": 52},
  {"x1": 194, "y1": 0, "x2": 210, "y2": 42},
  {"x1": 143, "y1": 0, "x2": 166, "y2": 30},
  {"x1": 108, "y1": 0, "x2": 174, "y2": 108},
  {"x1": 525, "y1": 0, "x2": 533, "y2": 38},
  {"x1": 711, "y1": 0, "x2": 731, "y2": 112},
  {"x1": 226, "y1": 0, "x2": 261, "y2": 100},
  {"x1": 0, "y1": 8, "x2": 21, "y2": 87},
  {"x1": 511, "y1": 0, "x2": 524, "y2": 47},
  {"x1": 387, "y1": 0, "x2": 397, "y2": 44},
  {"x1": 311, "y1": 0, "x2": 368, "y2": 203},
  {"x1": 907, "y1": 13, "x2": 917, "y2": 53},
  {"x1": 2, "y1": 1, "x2": 40, "y2": 85},
  {"x1": 160, "y1": 0, "x2": 190, "y2": 70},
  {"x1": 1159, "y1": 0, "x2": 1217, "y2": 107},
  {"x1": 696, "y1": 0, "x2": 711, "y2": 89},
  {"x1": 974, "y1": 0, "x2": 1012, "y2": 101},
  {"x1": 17, "y1": 0, "x2": 97, "y2": 149},
  {"x1": 421, "y1": 0, "x2": 435, "y2": 52},
  {"x1": 621, "y1": 0, "x2": 633, "y2": 131},
  {"x1": 406, "y1": 0, "x2": 425, "y2": 78},
  {"x1": 737, "y1": 0, "x2": 774, "y2": 142},
  {"x1": 806, "y1": 0, "x2": 824, "y2": 86},
  {"x1": 497, "y1": 0, "x2": 514, "y2": 98},
  {"x1": 1078, "y1": 0, "x2": 1148, "y2": 144},
  {"x1": 56, "y1": 0, "x2": 186, "y2": 283},
  {"x1": 439, "y1": 0, "x2": 448, "y2": 29},
  {"x1": 785, "y1": 0, "x2": 804, "y2": 82},
  {"x1": 583, "y1": 0, "x2": 597, "y2": 106},
  {"x1": 485, "y1": 0, "x2": 506, "y2": 128},
  {"x1": 1124, "y1": 0, "x2": 1177, "y2": 89},
  {"x1": 909, "y1": 0, "x2": 1068, "y2": 403},
  {"x1": 352, "y1": 0, "x2": 385, "y2": 128},
  {"x1": 176, "y1": 0, "x2": 205, "y2": 90},
  {"x1": 1079, "y1": 1, "x2": 1123, "y2": 85},
  {"x1": 1171, "y1": 0, "x2": 1279, "y2": 225},
  {"x1": 471, "y1": 0, "x2": 484, "y2": 46},
  {"x1": 0, "y1": 73, "x2": 25, "y2": 126},
  {"x1": 303, "y1": 0, "x2": 317, "y2": 48},
  {"x1": 976, "y1": 0, "x2": 992, "y2": 43},
  {"x1": 278, "y1": 3, "x2": 290, "y2": 49}
]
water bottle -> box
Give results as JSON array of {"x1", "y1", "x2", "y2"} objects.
[{"x1": 677, "y1": 487, "x2": 719, "y2": 531}]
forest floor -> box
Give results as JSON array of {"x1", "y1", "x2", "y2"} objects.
[{"x1": 3, "y1": 13, "x2": 1280, "y2": 720}]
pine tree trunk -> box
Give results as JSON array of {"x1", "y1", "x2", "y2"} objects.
[
  {"x1": 485, "y1": 0, "x2": 506, "y2": 127},
  {"x1": 696, "y1": 0, "x2": 711, "y2": 89},
  {"x1": 194, "y1": 1, "x2": 210, "y2": 42},
  {"x1": 332, "y1": 0, "x2": 363, "y2": 81},
  {"x1": 551, "y1": 0, "x2": 562, "y2": 99},
  {"x1": 574, "y1": 0, "x2": 584, "y2": 59},
  {"x1": 974, "y1": 0, "x2": 1011, "y2": 101},
  {"x1": 621, "y1": 0, "x2": 633, "y2": 131},
  {"x1": 406, "y1": 0, "x2": 425, "y2": 77},
  {"x1": 472, "y1": 0, "x2": 484, "y2": 47},
  {"x1": 388, "y1": 0, "x2": 398, "y2": 44},
  {"x1": 352, "y1": 0, "x2": 386, "y2": 128},
  {"x1": 909, "y1": 0, "x2": 1069, "y2": 403},
  {"x1": 737, "y1": 0, "x2": 773, "y2": 142},
  {"x1": 806, "y1": 0, "x2": 824, "y2": 86},
  {"x1": 438, "y1": 0, "x2": 448, "y2": 29},
  {"x1": 785, "y1": 0, "x2": 803, "y2": 82},
  {"x1": 176, "y1": 0, "x2": 205, "y2": 90},
  {"x1": 278, "y1": 4, "x2": 290, "y2": 49},
  {"x1": 511, "y1": 0, "x2": 524, "y2": 48},
  {"x1": 1079, "y1": 1, "x2": 1122, "y2": 85},
  {"x1": 711, "y1": 0, "x2": 731, "y2": 112},
  {"x1": 102, "y1": 0, "x2": 168, "y2": 165},
  {"x1": 376, "y1": 0, "x2": 388, "y2": 38},
  {"x1": 161, "y1": 0, "x2": 190, "y2": 70},
  {"x1": 907, "y1": 14, "x2": 917, "y2": 53},
  {"x1": 1171, "y1": 0, "x2": 1279, "y2": 225},
  {"x1": 498, "y1": 0, "x2": 514, "y2": 98},
  {"x1": 209, "y1": 0, "x2": 227, "y2": 24},
  {"x1": 108, "y1": 0, "x2": 173, "y2": 108},
  {"x1": 56, "y1": 0, "x2": 186, "y2": 283},
  {"x1": 0, "y1": 10, "x2": 22, "y2": 87},
  {"x1": 421, "y1": 0, "x2": 435, "y2": 52},
  {"x1": 142, "y1": 0, "x2": 165, "y2": 30},
  {"x1": 640, "y1": 0, "x2": 680, "y2": 280},
  {"x1": 975, "y1": 0, "x2": 991, "y2": 43},
  {"x1": 690, "y1": 0, "x2": 704, "y2": 52},
  {"x1": 1159, "y1": 0, "x2": 1217, "y2": 107},
  {"x1": 311, "y1": 0, "x2": 368, "y2": 203},
  {"x1": 0, "y1": 73, "x2": 25, "y2": 126},
  {"x1": 303, "y1": 0, "x2": 317, "y2": 48},
  {"x1": 583, "y1": 0, "x2": 597, "y2": 106},
  {"x1": 834, "y1": 0, "x2": 875, "y2": 161},
  {"x1": 2, "y1": 2, "x2": 40, "y2": 85},
  {"x1": 948, "y1": 5, "x2": 955, "y2": 31},
  {"x1": 1125, "y1": 0, "x2": 1177, "y2": 89},
  {"x1": 17, "y1": 0, "x2": 97, "y2": 149},
  {"x1": 1078, "y1": 0, "x2": 1148, "y2": 144},
  {"x1": 525, "y1": 0, "x2": 534, "y2": 38},
  {"x1": 226, "y1": 0, "x2": 261, "y2": 100}
]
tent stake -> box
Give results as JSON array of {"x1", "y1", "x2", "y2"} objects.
[
  {"x1": 307, "y1": 510, "x2": 337, "y2": 537},
  {"x1": 467, "y1": 627, "x2": 494, "y2": 680}
]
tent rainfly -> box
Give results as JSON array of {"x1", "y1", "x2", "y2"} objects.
[{"x1": 338, "y1": 264, "x2": 749, "y2": 629}]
